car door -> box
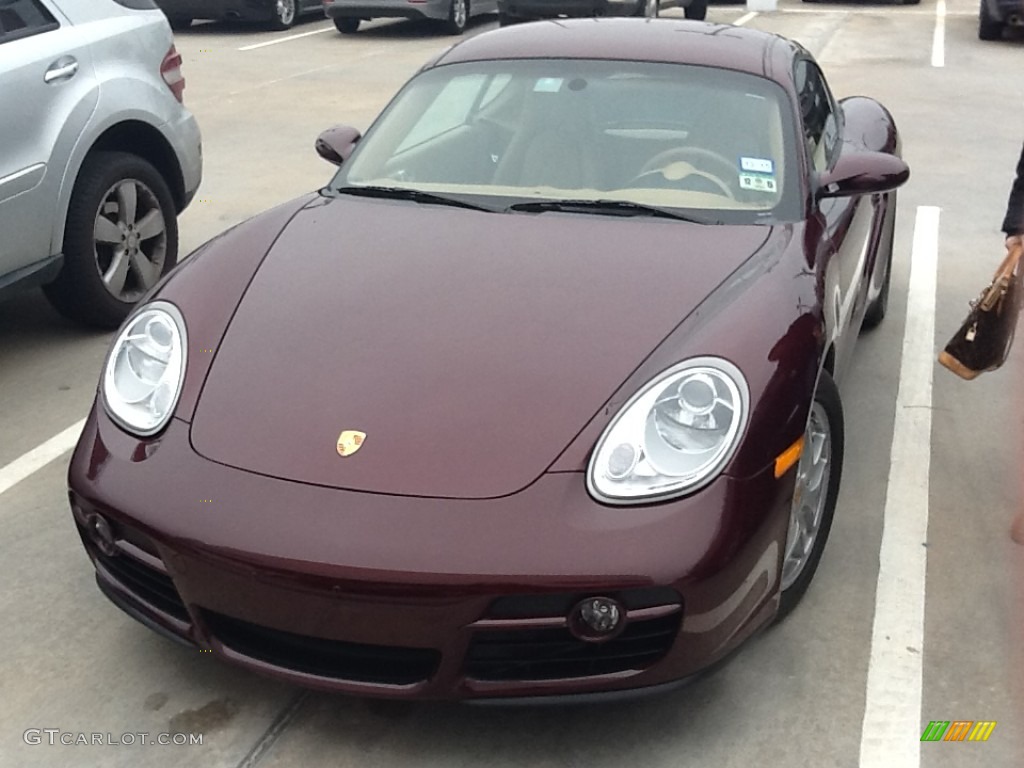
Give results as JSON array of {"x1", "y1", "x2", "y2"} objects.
[
  {"x1": 0, "y1": 0, "x2": 96, "y2": 282},
  {"x1": 796, "y1": 57, "x2": 872, "y2": 379}
]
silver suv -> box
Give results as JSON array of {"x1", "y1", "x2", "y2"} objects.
[{"x1": 0, "y1": 0, "x2": 202, "y2": 328}]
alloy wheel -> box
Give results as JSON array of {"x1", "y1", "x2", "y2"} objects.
[
  {"x1": 781, "y1": 401, "x2": 832, "y2": 591},
  {"x1": 277, "y1": 0, "x2": 296, "y2": 25},
  {"x1": 92, "y1": 179, "x2": 167, "y2": 303}
]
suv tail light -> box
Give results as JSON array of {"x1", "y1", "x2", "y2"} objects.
[{"x1": 161, "y1": 46, "x2": 185, "y2": 103}]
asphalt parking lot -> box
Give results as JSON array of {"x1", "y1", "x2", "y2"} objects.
[{"x1": 1, "y1": 2, "x2": 1022, "y2": 767}]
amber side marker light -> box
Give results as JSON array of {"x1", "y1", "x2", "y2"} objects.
[{"x1": 774, "y1": 436, "x2": 805, "y2": 479}]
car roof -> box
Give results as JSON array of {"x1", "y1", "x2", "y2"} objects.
[{"x1": 432, "y1": 18, "x2": 801, "y2": 83}]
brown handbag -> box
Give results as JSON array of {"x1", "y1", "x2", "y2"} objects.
[{"x1": 938, "y1": 242, "x2": 1024, "y2": 380}]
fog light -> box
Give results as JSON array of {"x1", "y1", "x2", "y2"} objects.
[
  {"x1": 85, "y1": 513, "x2": 117, "y2": 557},
  {"x1": 569, "y1": 596, "x2": 624, "y2": 642}
]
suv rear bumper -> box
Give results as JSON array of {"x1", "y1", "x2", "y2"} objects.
[
  {"x1": 157, "y1": 0, "x2": 279, "y2": 22},
  {"x1": 497, "y1": 0, "x2": 643, "y2": 16},
  {"x1": 165, "y1": 111, "x2": 203, "y2": 210},
  {"x1": 324, "y1": 0, "x2": 451, "y2": 21}
]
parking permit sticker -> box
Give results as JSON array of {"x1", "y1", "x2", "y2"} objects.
[
  {"x1": 533, "y1": 77, "x2": 563, "y2": 93},
  {"x1": 740, "y1": 156, "x2": 774, "y2": 174},
  {"x1": 739, "y1": 173, "x2": 778, "y2": 193}
]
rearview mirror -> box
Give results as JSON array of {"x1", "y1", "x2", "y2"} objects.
[
  {"x1": 315, "y1": 125, "x2": 362, "y2": 166},
  {"x1": 816, "y1": 151, "x2": 909, "y2": 199}
]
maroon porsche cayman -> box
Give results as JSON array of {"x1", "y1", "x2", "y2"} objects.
[{"x1": 68, "y1": 19, "x2": 908, "y2": 701}]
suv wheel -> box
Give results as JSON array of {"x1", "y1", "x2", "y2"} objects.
[
  {"x1": 269, "y1": 0, "x2": 298, "y2": 29},
  {"x1": 43, "y1": 151, "x2": 178, "y2": 329},
  {"x1": 442, "y1": 0, "x2": 468, "y2": 34},
  {"x1": 979, "y1": 0, "x2": 1002, "y2": 39},
  {"x1": 334, "y1": 16, "x2": 360, "y2": 33},
  {"x1": 684, "y1": 0, "x2": 707, "y2": 19}
]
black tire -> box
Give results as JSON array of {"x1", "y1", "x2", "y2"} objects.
[
  {"x1": 333, "y1": 16, "x2": 361, "y2": 33},
  {"x1": 862, "y1": 202, "x2": 895, "y2": 330},
  {"x1": 979, "y1": 0, "x2": 1002, "y2": 39},
  {"x1": 684, "y1": 0, "x2": 707, "y2": 19},
  {"x1": 268, "y1": 0, "x2": 298, "y2": 29},
  {"x1": 775, "y1": 371, "x2": 844, "y2": 622},
  {"x1": 442, "y1": 0, "x2": 468, "y2": 34},
  {"x1": 167, "y1": 16, "x2": 192, "y2": 30},
  {"x1": 43, "y1": 151, "x2": 178, "y2": 329}
]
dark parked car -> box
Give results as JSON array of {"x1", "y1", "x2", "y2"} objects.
[
  {"x1": 157, "y1": 0, "x2": 323, "y2": 29},
  {"x1": 69, "y1": 19, "x2": 907, "y2": 701},
  {"x1": 323, "y1": 0, "x2": 495, "y2": 34},
  {"x1": 979, "y1": 0, "x2": 1023, "y2": 38},
  {"x1": 497, "y1": 0, "x2": 704, "y2": 25}
]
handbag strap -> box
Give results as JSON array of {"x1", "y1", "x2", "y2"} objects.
[
  {"x1": 980, "y1": 242, "x2": 1024, "y2": 310},
  {"x1": 995, "y1": 241, "x2": 1024, "y2": 281}
]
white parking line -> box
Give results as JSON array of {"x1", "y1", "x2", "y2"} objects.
[
  {"x1": 734, "y1": 11, "x2": 758, "y2": 25},
  {"x1": 858, "y1": 206, "x2": 940, "y2": 768},
  {"x1": 220, "y1": 45, "x2": 395, "y2": 98},
  {"x1": 0, "y1": 419, "x2": 86, "y2": 497},
  {"x1": 238, "y1": 25, "x2": 335, "y2": 51},
  {"x1": 932, "y1": 0, "x2": 946, "y2": 67}
]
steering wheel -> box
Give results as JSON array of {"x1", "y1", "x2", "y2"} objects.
[{"x1": 629, "y1": 147, "x2": 738, "y2": 199}]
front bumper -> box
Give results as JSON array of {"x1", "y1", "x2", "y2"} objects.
[
  {"x1": 324, "y1": 0, "x2": 452, "y2": 21},
  {"x1": 69, "y1": 408, "x2": 792, "y2": 700}
]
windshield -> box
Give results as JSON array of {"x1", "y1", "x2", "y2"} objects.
[{"x1": 332, "y1": 59, "x2": 800, "y2": 224}]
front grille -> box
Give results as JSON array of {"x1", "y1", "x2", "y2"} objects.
[
  {"x1": 202, "y1": 611, "x2": 441, "y2": 686},
  {"x1": 91, "y1": 546, "x2": 190, "y2": 624},
  {"x1": 466, "y1": 612, "x2": 681, "y2": 681}
]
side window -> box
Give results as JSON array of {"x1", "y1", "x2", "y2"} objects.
[
  {"x1": 0, "y1": 0, "x2": 58, "y2": 42},
  {"x1": 794, "y1": 59, "x2": 840, "y2": 172}
]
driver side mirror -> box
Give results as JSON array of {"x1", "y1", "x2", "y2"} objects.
[
  {"x1": 816, "y1": 150, "x2": 909, "y2": 199},
  {"x1": 315, "y1": 125, "x2": 362, "y2": 166}
]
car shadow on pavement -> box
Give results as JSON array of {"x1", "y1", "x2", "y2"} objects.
[
  {"x1": 0, "y1": 290, "x2": 104, "y2": 349},
  {"x1": 267, "y1": 670, "x2": 727, "y2": 764},
  {"x1": 172, "y1": 15, "x2": 325, "y2": 36},
  {"x1": 172, "y1": 14, "x2": 496, "y2": 39}
]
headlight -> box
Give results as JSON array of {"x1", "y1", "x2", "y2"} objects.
[
  {"x1": 587, "y1": 357, "x2": 749, "y2": 504},
  {"x1": 102, "y1": 302, "x2": 187, "y2": 436}
]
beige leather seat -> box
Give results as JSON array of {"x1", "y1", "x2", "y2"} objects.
[{"x1": 494, "y1": 84, "x2": 598, "y2": 191}]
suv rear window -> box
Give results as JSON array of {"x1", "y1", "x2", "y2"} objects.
[{"x1": 0, "y1": 0, "x2": 57, "y2": 40}]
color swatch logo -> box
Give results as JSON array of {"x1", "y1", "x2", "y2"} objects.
[{"x1": 920, "y1": 721, "x2": 997, "y2": 742}]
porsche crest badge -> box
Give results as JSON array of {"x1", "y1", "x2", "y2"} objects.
[{"x1": 336, "y1": 430, "x2": 366, "y2": 457}]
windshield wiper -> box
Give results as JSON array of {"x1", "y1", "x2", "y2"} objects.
[
  {"x1": 507, "y1": 199, "x2": 717, "y2": 224},
  {"x1": 334, "y1": 185, "x2": 494, "y2": 212}
]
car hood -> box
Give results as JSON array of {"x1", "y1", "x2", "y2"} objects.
[{"x1": 190, "y1": 196, "x2": 771, "y2": 499}]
